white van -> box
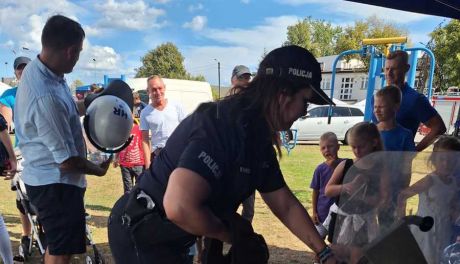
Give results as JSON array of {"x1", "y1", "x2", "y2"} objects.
[
  {"x1": 291, "y1": 105, "x2": 364, "y2": 144},
  {"x1": 447, "y1": 86, "x2": 460, "y2": 96},
  {"x1": 126, "y1": 78, "x2": 214, "y2": 114}
]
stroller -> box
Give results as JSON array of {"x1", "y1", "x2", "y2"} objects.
[{"x1": 12, "y1": 155, "x2": 105, "y2": 264}]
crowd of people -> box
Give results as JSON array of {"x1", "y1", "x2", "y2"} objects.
[{"x1": 0, "y1": 13, "x2": 458, "y2": 264}]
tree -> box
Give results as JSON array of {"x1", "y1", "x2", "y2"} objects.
[
  {"x1": 71, "y1": 79, "x2": 84, "y2": 89},
  {"x1": 284, "y1": 17, "x2": 342, "y2": 57},
  {"x1": 135, "y1": 42, "x2": 206, "y2": 81},
  {"x1": 334, "y1": 16, "x2": 408, "y2": 69},
  {"x1": 429, "y1": 19, "x2": 460, "y2": 92},
  {"x1": 335, "y1": 16, "x2": 408, "y2": 55}
]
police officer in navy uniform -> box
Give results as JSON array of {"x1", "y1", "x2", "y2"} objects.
[{"x1": 108, "y1": 45, "x2": 337, "y2": 264}]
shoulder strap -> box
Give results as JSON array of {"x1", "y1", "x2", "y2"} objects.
[
  {"x1": 339, "y1": 159, "x2": 354, "y2": 185},
  {"x1": 334, "y1": 159, "x2": 353, "y2": 206}
]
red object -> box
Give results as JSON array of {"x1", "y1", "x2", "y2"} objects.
[
  {"x1": 418, "y1": 124, "x2": 431, "y2": 136},
  {"x1": 118, "y1": 124, "x2": 145, "y2": 167}
]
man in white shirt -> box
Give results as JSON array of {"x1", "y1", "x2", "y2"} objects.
[{"x1": 140, "y1": 76, "x2": 186, "y2": 169}]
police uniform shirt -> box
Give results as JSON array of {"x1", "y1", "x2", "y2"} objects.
[{"x1": 139, "y1": 97, "x2": 286, "y2": 216}]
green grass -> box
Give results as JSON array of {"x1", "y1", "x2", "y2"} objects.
[
  {"x1": 2, "y1": 144, "x2": 424, "y2": 263},
  {"x1": 1, "y1": 144, "x2": 338, "y2": 263},
  {"x1": 279, "y1": 144, "x2": 354, "y2": 206}
]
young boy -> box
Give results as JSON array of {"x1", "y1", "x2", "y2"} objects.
[
  {"x1": 374, "y1": 85, "x2": 416, "y2": 229},
  {"x1": 310, "y1": 132, "x2": 342, "y2": 237},
  {"x1": 113, "y1": 118, "x2": 145, "y2": 193},
  {"x1": 373, "y1": 85, "x2": 416, "y2": 151}
]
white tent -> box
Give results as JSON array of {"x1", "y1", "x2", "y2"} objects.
[{"x1": 0, "y1": 82, "x2": 11, "y2": 96}]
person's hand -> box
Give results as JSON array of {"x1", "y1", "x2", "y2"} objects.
[
  {"x1": 342, "y1": 175, "x2": 365, "y2": 194},
  {"x1": 3, "y1": 158, "x2": 17, "y2": 180},
  {"x1": 312, "y1": 211, "x2": 320, "y2": 225},
  {"x1": 397, "y1": 191, "x2": 409, "y2": 208},
  {"x1": 378, "y1": 193, "x2": 391, "y2": 209},
  {"x1": 112, "y1": 159, "x2": 119, "y2": 168},
  {"x1": 396, "y1": 192, "x2": 409, "y2": 218},
  {"x1": 216, "y1": 227, "x2": 232, "y2": 244},
  {"x1": 95, "y1": 155, "x2": 113, "y2": 176}
]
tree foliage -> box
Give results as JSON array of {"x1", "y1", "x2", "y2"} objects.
[
  {"x1": 429, "y1": 19, "x2": 460, "y2": 91},
  {"x1": 335, "y1": 16, "x2": 408, "y2": 64},
  {"x1": 135, "y1": 42, "x2": 206, "y2": 81},
  {"x1": 285, "y1": 16, "x2": 408, "y2": 69},
  {"x1": 285, "y1": 17, "x2": 342, "y2": 57},
  {"x1": 70, "y1": 79, "x2": 84, "y2": 91}
]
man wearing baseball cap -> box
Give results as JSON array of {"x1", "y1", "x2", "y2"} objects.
[
  {"x1": 0, "y1": 56, "x2": 32, "y2": 258},
  {"x1": 229, "y1": 65, "x2": 252, "y2": 95},
  {"x1": 0, "y1": 56, "x2": 31, "y2": 133}
]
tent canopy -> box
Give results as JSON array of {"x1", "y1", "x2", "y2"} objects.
[{"x1": 345, "y1": 0, "x2": 460, "y2": 19}]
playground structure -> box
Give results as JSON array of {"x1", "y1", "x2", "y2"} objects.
[
  {"x1": 330, "y1": 36, "x2": 436, "y2": 122},
  {"x1": 282, "y1": 37, "x2": 437, "y2": 154}
]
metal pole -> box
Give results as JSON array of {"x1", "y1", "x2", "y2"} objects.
[
  {"x1": 404, "y1": 47, "x2": 436, "y2": 101},
  {"x1": 407, "y1": 50, "x2": 418, "y2": 88},
  {"x1": 329, "y1": 49, "x2": 364, "y2": 124},
  {"x1": 217, "y1": 61, "x2": 221, "y2": 99},
  {"x1": 364, "y1": 47, "x2": 378, "y2": 122}
]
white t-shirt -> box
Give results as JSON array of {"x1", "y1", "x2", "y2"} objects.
[{"x1": 139, "y1": 100, "x2": 186, "y2": 151}]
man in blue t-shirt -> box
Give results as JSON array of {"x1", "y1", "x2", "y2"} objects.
[
  {"x1": 0, "y1": 56, "x2": 32, "y2": 256},
  {"x1": 371, "y1": 50, "x2": 446, "y2": 151},
  {"x1": 0, "y1": 56, "x2": 31, "y2": 144}
]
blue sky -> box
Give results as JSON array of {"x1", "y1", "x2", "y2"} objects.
[{"x1": 0, "y1": 0, "x2": 448, "y2": 87}]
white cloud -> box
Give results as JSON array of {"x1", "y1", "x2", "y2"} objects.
[
  {"x1": 277, "y1": 0, "x2": 430, "y2": 24},
  {"x1": 331, "y1": 1, "x2": 432, "y2": 24},
  {"x1": 153, "y1": 0, "x2": 171, "y2": 3},
  {"x1": 204, "y1": 16, "x2": 298, "y2": 49},
  {"x1": 240, "y1": 0, "x2": 250, "y2": 4},
  {"x1": 68, "y1": 39, "x2": 125, "y2": 84},
  {"x1": 183, "y1": 16, "x2": 207, "y2": 31},
  {"x1": 188, "y1": 3, "x2": 204, "y2": 12},
  {"x1": 0, "y1": 40, "x2": 15, "y2": 49},
  {"x1": 94, "y1": 0, "x2": 166, "y2": 30},
  {"x1": 0, "y1": 1, "x2": 85, "y2": 53},
  {"x1": 83, "y1": 25, "x2": 102, "y2": 37},
  {"x1": 78, "y1": 40, "x2": 121, "y2": 71},
  {"x1": 183, "y1": 15, "x2": 300, "y2": 85}
]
